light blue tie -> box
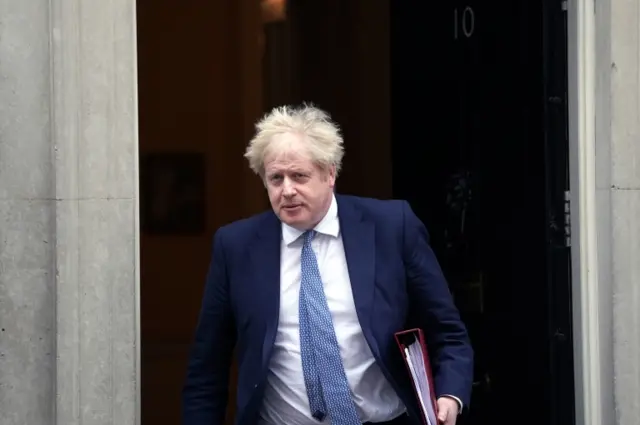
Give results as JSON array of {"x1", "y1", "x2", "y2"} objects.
[{"x1": 299, "y1": 230, "x2": 361, "y2": 425}]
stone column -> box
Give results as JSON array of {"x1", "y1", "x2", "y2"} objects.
[
  {"x1": 595, "y1": 0, "x2": 640, "y2": 423},
  {"x1": 0, "y1": 0, "x2": 140, "y2": 424},
  {"x1": 607, "y1": 0, "x2": 640, "y2": 421}
]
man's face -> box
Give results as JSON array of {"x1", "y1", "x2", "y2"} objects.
[{"x1": 263, "y1": 133, "x2": 336, "y2": 230}]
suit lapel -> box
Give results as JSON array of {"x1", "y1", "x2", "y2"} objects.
[
  {"x1": 250, "y1": 212, "x2": 282, "y2": 368},
  {"x1": 337, "y1": 195, "x2": 376, "y2": 343}
]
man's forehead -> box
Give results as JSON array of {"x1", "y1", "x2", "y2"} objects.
[
  {"x1": 265, "y1": 151, "x2": 313, "y2": 169},
  {"x1": 265, "y1": 159, "x2": 314, "y2": 173}
]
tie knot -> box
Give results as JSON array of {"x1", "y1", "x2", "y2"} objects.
[{"x1": 303, "y1": 230, "x2": 316, "y2": 245}]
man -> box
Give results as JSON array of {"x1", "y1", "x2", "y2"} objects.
[{"x1": 182, "y1": 105, "x2": 473, "y2": 425}]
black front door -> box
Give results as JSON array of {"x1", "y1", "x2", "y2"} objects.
[{"x1": 390, "y1": 1, "x2": 575, "y2": 424}]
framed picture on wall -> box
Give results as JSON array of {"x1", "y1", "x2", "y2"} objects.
[{"x1": 140, "y1": 152, "x2": 206, "y2": 235}]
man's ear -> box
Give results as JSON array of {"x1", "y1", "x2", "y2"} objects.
[{"x1": 328, "y1": 165, "x2": 337, "y2": 187}]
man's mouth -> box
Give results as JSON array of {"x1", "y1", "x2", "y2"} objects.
[{"x1": 283, "y1": 204, "x2": 301, "y2": 209}]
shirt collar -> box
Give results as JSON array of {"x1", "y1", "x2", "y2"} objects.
[{"x1": 282, "y1": 194, "x2": 339, "y2": 245}]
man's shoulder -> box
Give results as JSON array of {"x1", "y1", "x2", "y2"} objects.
[
  {"x1": 215, "y1": 209, "x2": 275, "y2": 240},
  {"x1": 336, "y1": 194, "x2": 407, "y2": 217}
]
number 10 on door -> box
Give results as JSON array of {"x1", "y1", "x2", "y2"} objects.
[{"x1": 454, "y1": 6, "x2": 475, "y2": 39}]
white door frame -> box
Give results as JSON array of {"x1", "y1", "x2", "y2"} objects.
[{"x1": 567, "y1": 1, "x2": 610, "y2": 424}]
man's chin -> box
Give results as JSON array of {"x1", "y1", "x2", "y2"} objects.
[
  {"x1": 282, "y1": 218, "x2": 305, "y2": 229},
  {"x1": 280, "y1": 215, "x2": 311, "y2": 230}
]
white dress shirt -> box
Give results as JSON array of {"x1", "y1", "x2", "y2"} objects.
[{"x1": 258, "y1": 195, "x2": 406, "y2": 424}]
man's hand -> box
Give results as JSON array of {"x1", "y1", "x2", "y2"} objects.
[{"x1": 436, "y1": 397, "x2": 459, "y2": 425}]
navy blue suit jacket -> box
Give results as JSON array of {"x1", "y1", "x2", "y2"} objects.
[{"x1": 182, "y1": 194, "x2": 473, "y2": 425}]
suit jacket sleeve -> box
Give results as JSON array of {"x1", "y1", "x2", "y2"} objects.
[
  {"x1": 401, "y1": 201, "x2": 474, "y2": 408},
  {"x1": 182, "y1": 229, "x2": 236, "y2": 425}
]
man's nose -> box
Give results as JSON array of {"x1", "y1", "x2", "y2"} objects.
[{"x1": 282, "y1": 178, "x2": 296, "y2": 196}]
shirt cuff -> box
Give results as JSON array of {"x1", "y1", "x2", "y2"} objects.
[{"x1": 440, "y1": 394, "x2": 463, "y2": 414}]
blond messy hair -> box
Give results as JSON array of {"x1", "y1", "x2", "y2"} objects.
[{"x1": 244, "y1": 104, "x2": 345, "y2": 176}]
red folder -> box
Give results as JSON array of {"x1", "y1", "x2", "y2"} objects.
[{"x1": 394, "y1": 328, "x2": 439, "y2": 425}]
